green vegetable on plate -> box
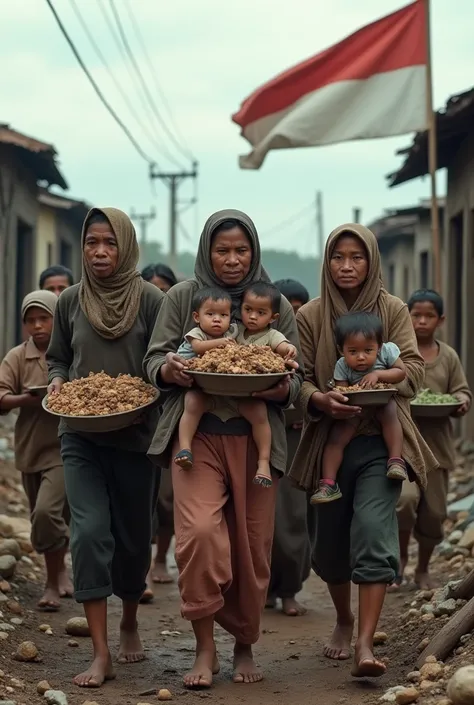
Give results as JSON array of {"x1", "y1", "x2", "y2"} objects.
[{"x1": 412, "y1": 388, "x2": 459, "y2": 405}]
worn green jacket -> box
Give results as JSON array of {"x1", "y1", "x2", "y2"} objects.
[{"x1": 144, "y1": 280, "x2": 304, "y2": 471}]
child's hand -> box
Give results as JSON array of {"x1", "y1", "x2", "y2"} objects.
[
  {"x1": 284, "y1": 344, "x2": 297, "y2": 361},
  {"x1": 218, "y1": 338, "x2": 236, "y2": 348},
  {"x1": 454, "y1": 393, "x2": 471, "y2": 416},
  {"x1": 359, "y1": 372, "x2": 379, "y2": 389}
]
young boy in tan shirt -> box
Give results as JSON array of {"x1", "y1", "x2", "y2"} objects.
[
  {"x1": 393, "y1": 289, "x2": 471, "y2": 590},
  {"x1": 0, "y1": 291, "x2": 71, "y2": 610}
]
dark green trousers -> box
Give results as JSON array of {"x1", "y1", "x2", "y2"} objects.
[
  {"x1": 308, "y1": 435, "x2": 400, "y2": 585},
  {"x1": 61, "y1": 433, "x2": 159, "y2": 603}
]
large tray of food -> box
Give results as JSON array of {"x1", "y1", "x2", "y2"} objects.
[
  {"x1": 43, "y1": 372, "x2": 159, "y2": 432},
  {"x1": 332, "y1": 383, "x2": 397, "y2": 407},
  {"x1": 411, "y1": 389, "x2": 462, "y2": 418},
  {"x1": 187, "y1": 344, "x2": 292, "y2": 397}
]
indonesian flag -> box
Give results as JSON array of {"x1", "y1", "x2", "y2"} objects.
[{"x1": 232, "y1": 1, "x2": 427, "y2": 169}]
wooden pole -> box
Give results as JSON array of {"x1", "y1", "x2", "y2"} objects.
[
  {"x1": 425, "y1": 0, "x2": 441, "y2": 294},
  {"x1": 316, "y1": 191, "x2": 324, "y2": 277}
]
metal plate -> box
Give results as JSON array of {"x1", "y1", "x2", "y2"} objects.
[
  {"x1": 342, "y1": 388, "x2": 397, "y2": 406},
  {"x1": 411, "y1": 402, "x2": 462, "y2": 418},
  {"x1": 188, "y1": 371, "x2": 290, "y2": 397},
  {"x1": 27, "y1": 385, "x2": 48, "y2": 398},
  {"x1": 42, "y1": 393, "x2": 159, "y2": 433}
]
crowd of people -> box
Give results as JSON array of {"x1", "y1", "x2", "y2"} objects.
[{"x1": 0, "y1": 207, "x2": 470, "y2": 690}]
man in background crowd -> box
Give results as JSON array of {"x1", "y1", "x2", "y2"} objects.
[{"x1": 39, "y1": 265, "x2": 74, "y2": 296}]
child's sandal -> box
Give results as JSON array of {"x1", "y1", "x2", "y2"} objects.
[
  {"x1": 253, "y1": 474, "x2": 273, "y2": 488},
  {"x1": 174, "y1": 449, "x2": 193, "y2": 469},
  {"x1": 386, "y1": 457, "x2": 408, "y2": 481}
]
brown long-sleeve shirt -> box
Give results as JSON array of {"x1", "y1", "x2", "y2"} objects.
[
  {"x1": 47, "y1": 282, "x2": 164, "y2": 452},
  {"x1": 0, "y1": 339, "x2": 61, "y2": 472},
  {"x1": 416, "y1": 341, "x2": 472, "y2": 470}
]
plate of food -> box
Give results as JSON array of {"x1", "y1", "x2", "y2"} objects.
[
  {"x1": 411, "y1": 389, "x2": 462, "y2": 418},
  {"x1": 27, "y1": 385, "x2": 48, "y2": 398},
  {"x1": 187, "y1": 344, "x2": 293, "y2": 397},
  {"x1": 43, "y1": 372, "x2": 159, "y2": 433},
  {"x1": 333, "y1": 383, "x2": 398, "y2": 407}
]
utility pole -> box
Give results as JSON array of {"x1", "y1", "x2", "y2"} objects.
[
  {"x1": 316, "y1": 191, "x2": 324, "y2": 276},
  {"x1": 353, "y1": 207, "x2": 361, "y2": 223},
  {"x1": 149, "y1": 161, "x2": 198, "y2": 274},
  {"x1": 130, "y1": 207, "x2": 157, "y2": 246}
]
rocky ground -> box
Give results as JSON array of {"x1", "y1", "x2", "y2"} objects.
[{"x1": 1, "y1": 422, "x2": 474, "y2": 705}]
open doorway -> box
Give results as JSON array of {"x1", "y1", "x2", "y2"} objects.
[
  {"x1": 60, "y1": 238, "x2": 72, "y2": 270},
  {"x1": 15, "y1": 218, "x2": 34, "y2": 344}
]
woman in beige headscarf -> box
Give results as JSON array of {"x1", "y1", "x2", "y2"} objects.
[
  {"x1": 289, "y1": 224, "x2": 437, "y2": 679},
  {"x1": 47, "y1": 208, "x2": 164, "y2": 689}
]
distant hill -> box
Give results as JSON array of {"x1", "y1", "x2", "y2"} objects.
[{"x1": 139, "y1": 243, "x2": 321, "y2": 298}]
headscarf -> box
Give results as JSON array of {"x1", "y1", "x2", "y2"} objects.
[
  {"x1": 316, "y1": 223, "x2": 390, "y2": 389},
  {"x1": 79, "y1": 207, "x2": 143, "y2": 339},
  {"x1": 193, "y1": 208, "x2": 270, "y2": 316},
  {"x1": 22, "y1": 290, "x2": 58, "y2": 321}
]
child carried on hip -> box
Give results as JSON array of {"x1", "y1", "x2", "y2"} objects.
[
  {"x1": 311, "y1": 311, "x2": 408, "y2": 505},
  {"x1": 174, "y1": 281, "x2": 297, "y2": 488}
]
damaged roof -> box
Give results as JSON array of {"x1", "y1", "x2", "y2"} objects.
[
  {"x1": 387, "y1": 88, "x2": 474, "y2": 187},
  {"x1": 0, "y1": 124, "x2": 68, "y2": 189}
]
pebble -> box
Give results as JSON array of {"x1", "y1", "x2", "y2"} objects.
[
  {"x1": 10, "y1": 618, "x2": 22, "y2": 626},
  {"x1": 435, "y1": 599, "x2": 457, "y2": 617},
  {"x1": 458, "y1": 524, "x2": 474, "y2": 549},
  {"x1": 449, "y1": 530, "x2": 464, "y2": 544},
  {"x1": 6, "y1": 600, "x2": 21, "y2": 615},
  {"x1": 158, "y1": 689, "x2": 173, "y2": 701},
  {"x1": 0, "y1": 541, "x2": 21, "y2": 561},
  {"x1": 44, "y1": 691, "x2": 68, "y2": 705},
  {"x1": 13, "y1": 640, "x2": 39, "y2": 662},
  {"x1": 379, "y1": 686, "x2": 406, "y2": 703},
  {"x1": 0, "y1": 700, "x2": 17, "y2": 705},
  {"x1": 9, "y1": 679, "x2": 23, "y2": 690},
  {"x1": 0, "y1": 580, "x2": 12, "y2": 593},
  {"x1": 447, "y1": 664, "x2": 474, "y2": 704},
  {"x1": 0, "y1": 556, "x2": 16, "y2": 579},
  {"x1": 65, "y1": 617, "x2": 90, "y2": 637},
  {"x1": 420, "y1": 662, "x2": 444, "y2": 681},
  {"x1": 20, "y1": 555, "x2": 33, "y2": 565},
  {"x1": 0, "y1": 623, "x2": 15, "y2": 631},
  {"x1": 421, "y1": 613, "x2": 435, "y2": 622},
  {"x1": 68, "y1": 639, "x2": 79, "y2": 647},
  {"x1": 0, "y1": 632, "x2": 9, "y2": 640},
  {"x1": 0, "y1": 592, "x2": 8, "y2": 603},
  {"x1": 395, "y1": 688, "x2": 420, "y2": 705},
  {"x1": 373, "y1": 631, "x2": 388, "y2": 645},
  {"x1": 37, "y1": 681, "x2": 51, "y2": 695},
  {"x1": 420, "y1": 603, "x2": 434, "y2": 615},
  {"x1": 406, "y1": 671, "x2": 420, "y2": 683},
  {"x1": 39, "y1": 624, "x2": 51, "y2": 632}
]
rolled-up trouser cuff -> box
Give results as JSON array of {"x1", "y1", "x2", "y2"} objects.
[
  {"x1": 114, "y1": 585, "x2": 147, "y2": 603},
  {"x1": 75, "y1": 584, "x2": 113, "y2": 603},
  {"x1": 181, "y1": 594, "x2": 225, "y2": 622},
  {"x1": 413, "y1": 530, "x2": 444, "y2": 550},
  {"x1": 352, "y1": 566, "x2": 396, "y2": 585},
  {"x1": 34, "y1": 535, "x2": 68, "y2": 555}
]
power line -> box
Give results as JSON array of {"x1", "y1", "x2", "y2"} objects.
[
  {"x1": 259, "y1": 204, "x2": 314, "y2": 239},
  {"x1": 122, "y1": 0, "x2": 195, "y2": 162},
  {"x1": 44, "y1": 0, "x2": 153, "y2": 164},
  {"x1": 68, "y1": 0, "x2": 164, "y2": 163},
  {"x1": 108, "y1": 0, "x2": 185, "y2": 170}
]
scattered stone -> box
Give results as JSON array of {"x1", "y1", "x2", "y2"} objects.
[
  {"x1": 435, "y1": 599, "x2": 457, "y2": 617},
  {"x1": 158, "y1": 689, "x2": 173, "y2": 701},
  {"x1": 45, "y1": 628, "x2": 53, "y2": 636},
  {"x1": 447, "y1": 665, "x2": 474, "y2": 704},
  {"x1": 44, "y1": 691, "x2": 68, "y2": 705},
  {"x1": 0, "y1": 632, "x2": 9, "y2": 640},
  {"x1": 65, "y1": 617, "x2": 90, "y2": 637},
  {"x1": 373, "y1": 631, "x2": 388, "y2": 645},
  {"x1": 39, "y1": 624, "x2": 51, "y2": 632},
  {"x1": 421, "y1": 613, "x2": 435, "y2": 622},
  {"x1": 67, "y1": 639, "x2": 79, "y2": 647},
  {"x1": 0, "y1": 592, "x2": 8, "y2": 603},
  {"x1": 449, "y1": 530, "x2": 464, "y2": 544},
  {"x1": 407, "y1": 671, "x2": 421, "y2": 683},
  {"x1": 420, "y1": 661, "x2": 444, "y2": 681},
  {"x1": 421, "y1": 603, "x2": 434, "y2": 615},
  {"x1": 37, "y1": 681, "x2": 51, "y2": 695},
  {"x1": 0, "y1": 556, "x2": 16, "y2": 579},
  {"x1": 0, "y1": 540, "x2": 21, "y2": 561},
  {"x1": 9, "y1": 679, "x2": 23, "y2": 690},
  {"x1": 6, "y1": 600, "x2": 21, "y2": 615},
  {"x1": 13, "y1": 640, "x2": 39, "y2": 662},
  {"x1": 437, "y1": 700, "x2": 453, "y2": 705},
  {"x1": 420, "y1": 590, "x2": 435, "y2": 601},
  {"x1": 10, "y1": 618, "x2": 22, "y2": 626},
  {"x1": 0, "y1": 623, "x2": 14, "y2": 631},
  {"x1": 395, "y1": 688, "x2": 420, "y2": 705},
  {"x1": 419, "y1": 679, "x2": 435, "y2": 691},
  {"x1": 0, "y1": 700, "x2": 17, "y2": 705},
  {"x1": 380, "y1": 686, "x2": 406, "y2": 703},
  {"x1": 459, "y1": 524, "x2": 474, "y2": 549}
]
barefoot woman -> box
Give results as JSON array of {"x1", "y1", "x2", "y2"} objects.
[
  {"x1": 289, "y1": 224, "x2": 437, "y2": 677},
  {"x1": 47, "y1": 208, "x2": 163, "y2": 687},
  {"x1": 145, "y1": 209, "x2": 303, "y2": 687}
]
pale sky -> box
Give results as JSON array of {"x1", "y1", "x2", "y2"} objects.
[{"x1": 1, "y1": 0, "x2": 472, "y2": 258}]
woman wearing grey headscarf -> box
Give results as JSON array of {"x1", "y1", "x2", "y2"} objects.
[{"x1": 145, "y1": 210, "x2": 303, "y2": 689}]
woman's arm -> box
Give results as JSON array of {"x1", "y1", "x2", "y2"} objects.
[
  {"x1": 296, "y1": 305, "x2": 323, "y2": 418},
  {"x1": 0, "y1": 350, "x2": 41, "y2": 412},
  {"x1": 46, "y1": 295, "x2": 73, "y2": 386},
  {"x1": 387, "y1": 304, "x2": 424, "y2": 399}
]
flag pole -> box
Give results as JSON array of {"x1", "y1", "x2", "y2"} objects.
[{"x1": 425, "y1": 0, "x2": 441, "y2": 294}]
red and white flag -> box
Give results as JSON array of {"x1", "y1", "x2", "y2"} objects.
[{"x1": 232, "y1": 1, "x2": 427, "y2": 169}]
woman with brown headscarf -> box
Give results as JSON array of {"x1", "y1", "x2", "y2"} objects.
[
  {"x1": 47, "y1": 208, "x2": 164, "y2": 689},
  {"x1": 289, "y1": 224, "x2": 437, "y2": 678},
  {"x1": 145, "y1": 209, "x2": 303, "y2": 688}
]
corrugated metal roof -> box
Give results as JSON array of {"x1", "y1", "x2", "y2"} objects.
[
  {"x1": 38, "y1": 188, "x2": 88, "y2": 212},
  {"x1": 387, "y1": 88, "x2": 474, "y2": 187},
  {"x1": 0, "y1": 124, "x2": 67, "y2": 189}
]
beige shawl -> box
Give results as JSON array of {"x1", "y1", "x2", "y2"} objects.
[
  {"x1": 288, "y1": 223, "x2": 437, "y2": 492},
  {"x1": 79, "y1": 207, "x2": 143, "y2": 339}
]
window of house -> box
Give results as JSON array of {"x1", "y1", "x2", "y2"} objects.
[
  {"x1": 403, "y1": 266, "x2": 410, "y2": 302},
  {"x1": 420, "y1": 251, "x2": 429, "y2": 289},
  {"x1": 47, "y1": 242, "x2": 53, "y2": 267},
  {"x1": 388, "y1": 264, "x2": 395, "y2": 293}
]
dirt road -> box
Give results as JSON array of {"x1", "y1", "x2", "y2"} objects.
[{"x1": 1, "y1": 564, "x2": 402, "y2": 705}]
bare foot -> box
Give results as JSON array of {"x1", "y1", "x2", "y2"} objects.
[
  {"x1": 323, "y1": 618, "x2": 354, "y2": 660},
  {"x1": 151, "y1": 560, "x2": 174, "y2": 584},
  {"x1": 183, "y1": 649, "x2": 220, "y2": 688},
  {"x1": 415, "y1": 571, "x2": 435, "y2": 591},
  {"x1": 139, "y1": 586, "x2": 154, "y2": 604},
  {"x1": 117, "y1": 622, "x2": 146, "y2": 664},
  {"x1": 58, "y1": 569, "x2": 74, "y2": 598},
  {"x1": 73, "y1": 653, "x2": 116, "y2": 688},
  {"x1": 281, "y1": 597, "x2": 307, "y2": 617},
  {"x1": 38, "y1": 585, "x2": 61, "y2": 612},
  {"x1": 233, "y1": 643, "x2": 263, "y2": 684},
  {"x1": 351, "y1": 642, "x2": 386, "y2": 678}
]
